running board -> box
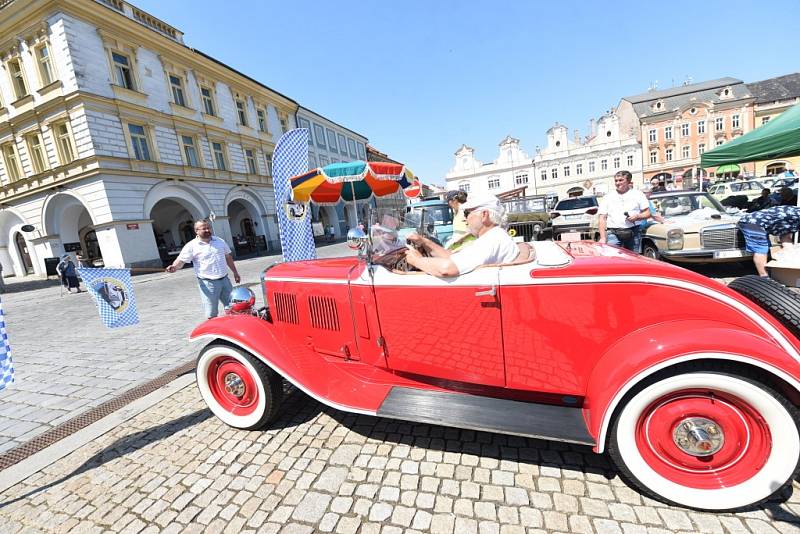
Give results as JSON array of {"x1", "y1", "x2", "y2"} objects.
[{"x1": 377, "y1": 387, "x2": 595, "y2": 446}]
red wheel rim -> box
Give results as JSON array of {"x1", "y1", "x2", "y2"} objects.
[
  {"x1": 206, "y1": 356, "x2": 259, "y2": 416},
  {"x1": 635, "y1": 389, "x2": 772, "y2": 489}
]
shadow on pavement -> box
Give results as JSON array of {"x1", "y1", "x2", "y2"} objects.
[
  {"x1": 0, "y1": 408, "x2": 213, "y2": 510},
  {"x1": 2, "y1": 277, "x2": 61, "y2": 294}
]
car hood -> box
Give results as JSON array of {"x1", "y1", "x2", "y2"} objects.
[
  {"x1": 651, "y1": 209, "x2": 739, "y2": 233},
  {"x1": 265, "y1": 256, "x2": 365, "y2": 281}
]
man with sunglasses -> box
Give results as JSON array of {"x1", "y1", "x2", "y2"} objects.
[
  {"x1": 598, "y1": 170, "x2": 650, "y2": 253},
  {"x1": 405, "y1": 194, "x2": 518, "y2": 277}
]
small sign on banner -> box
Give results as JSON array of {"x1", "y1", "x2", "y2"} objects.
[
  {"x1": 78, "y1": 268, "x2": 140, "y2": 329},
  {"x1": 126, "y1": 223, "x2": 139, "y2": 230},
  {"x1": 404, "y1": 180, "x2": 422, "y2": 199}
]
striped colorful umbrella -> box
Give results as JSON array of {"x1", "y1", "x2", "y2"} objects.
[{"x1": 291, "y1": 161, "x2": 415, "y2": 205}]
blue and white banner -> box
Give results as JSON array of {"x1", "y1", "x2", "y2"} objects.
[
  {"x1": 78, "y1": 268, "x2": 139, "y2": 329},
  {"x1": 0, "y1": 297, "x2": 13, "y2": 392},
  {"x1": 272, "y1": 128, "x2": 316, "y2": 262}
]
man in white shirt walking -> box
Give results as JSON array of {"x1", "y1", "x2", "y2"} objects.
[
  {"x1": 598, "y1": 170, "x2": 651, "y2": 253},
  {"x1": 166, "y1": 219, "x2": 241, "y2": 318}
]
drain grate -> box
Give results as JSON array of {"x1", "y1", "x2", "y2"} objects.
[{"x1": 0, "y1": 360, "x2": 196, "y2": 472}]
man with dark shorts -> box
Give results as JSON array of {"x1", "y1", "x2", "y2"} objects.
[{"x1": 738, "y1": 205, "x2": 800, "y2": 276}]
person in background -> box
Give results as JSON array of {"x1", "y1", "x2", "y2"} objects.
[
  {"x1": 165, "y1": 219, "x2": 241, "y2": 319},
  {"x1": 738, "y1": 205, "x2": 800, "y2": 276},
  {"x1": 598, "y1": 170, "x2": 651, "y2": 253},
  {"x1": 649, "y1": 177, "x2": 667, "y2": 193},
  {"x1": 778, "y1": 186, "x2": 797, "y2": 207},
  {"x1": 749, "y1": 188, "x2": 777, "y2": 212},
  {"x1": 56, "y1": 254, "x2": 82, "y2": 293},
  {"x1": 445, "y1": 190, "x2": 469, "y2": 249}
]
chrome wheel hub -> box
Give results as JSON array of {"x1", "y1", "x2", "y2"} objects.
[
  {"x1": 673, "y1": 417, "x2": 724, "y2": 456},
  {"x1": 224, "y1": 373, "x2": 245, "y2": 398}
]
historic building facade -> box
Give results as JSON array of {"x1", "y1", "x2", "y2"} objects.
[
  {"x1": 617, "y1": 77, "x2": 755, "y2": 186},
  {"x1": 746, "y1": 72, "x2": 800, "y2": 176},
  {"x1": 532, "y1": 112, "x2": 643, "y2": 198},
  {"x1": 444, "y1": 136, "x2": 534, "y2": 197}
]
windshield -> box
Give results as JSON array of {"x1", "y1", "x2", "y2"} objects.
[
  {"x1": 368, "y1": 207, "x2": 421, "y2": 257},
  {"x1": 555, "y1": 197, "x2": 597, "y2": 211},
  {"x1": 650, "y1": 193, "x2": 725, "y2": 216},
  {"x1": 409, "y1": 204, "x2": 453, "y2": 225}
]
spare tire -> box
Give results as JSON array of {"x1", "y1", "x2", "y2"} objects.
[{"x1": 729, "y1": 275, "x2": 800, "y2": 338}]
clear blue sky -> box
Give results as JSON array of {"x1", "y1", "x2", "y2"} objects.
[{"x1": 135, "y1": 0, "x2": 799, "y2": 186}]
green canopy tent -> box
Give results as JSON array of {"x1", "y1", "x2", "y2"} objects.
[{"x1": 701, "y1": 103, "x2": 800, "y2": 168}]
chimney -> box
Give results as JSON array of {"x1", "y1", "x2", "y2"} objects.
[
  {"x1": 574, "y1": 129, "x2": 580, "y2": 144},
  {"x1": 589, "y1": 118, "x2": 597, "y2": 137}
]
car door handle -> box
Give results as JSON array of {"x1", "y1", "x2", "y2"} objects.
[{"x1": 475, "y1": 286, "x2": 497, "y2": 297}]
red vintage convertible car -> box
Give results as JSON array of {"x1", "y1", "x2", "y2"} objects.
[{"x1": 190, "y1": 231, "x2": 800, "y2": 511}]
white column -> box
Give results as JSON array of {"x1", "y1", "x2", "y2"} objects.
[{"x1": 92, "y1": 220, "x2": 161, "y2": 268}]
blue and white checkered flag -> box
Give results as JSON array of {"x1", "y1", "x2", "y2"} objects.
[
  {"x1": 0, "y1": 296, "x2": 13, "y2": 392},
  {"x1": 273, "y1": 128, "x2": 317, "y2": 262},
  {"x1": 78, "y1": 268, "x2": 139, "y2": 329}
]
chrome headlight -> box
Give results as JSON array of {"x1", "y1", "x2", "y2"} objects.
[
  {"x1": 347, "y1": 227, "x2": 369, "y2": 250},
  {"x1": 229, "y1": 286, "x2": 256, "y2": 313},
  {"x1": 667, "y1": 228, "x2": 684, "y2": 250}
]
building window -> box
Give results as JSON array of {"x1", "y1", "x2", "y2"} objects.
[
  {"x1": 698, "y1": 120, "x2": 705, "y2": 134},
  {"x1": 337, "y1": 133, "x2": 347, "y2": 154},
  {"x1": 588, "y1": 161, "x2": 595, "y2": 173},
  {"x1": 180, "y1": 135, "x2": 199, "y2": 167},
  {"x1": 201, "y1": 86, "x2": 216, "y2": 116},
  {"x1": 26, "y1": 133, "x2": 48, "y2": 174},
  {"x1": 715, "y1": 117, "x2": 724, "y2": 130},
  {"x1": 732, "y1": 114, "x2": 740, "y2": 129},
  {"x1": 347, "y1": 138, "x2": 357, "y2": 158},
  {"x1": 626, "y1": 154, "x2": 634, "y2": 166},
  {"x1": 664, "y1": 126, "x2": 673, "y2": 140},
  {"x1": 265, "y1": 152, "x2": 272, "y2": 175},
  {"x1": 111, "y1": 52, "x2": 135, "y2": 90},
  {"x1": 540, "y1": 170, "x2": 547, "y2": 181},
  {"x1": 698, "y1": 143, "x2": 705, "y2": 154},
  {"x1": 53, "y1": 122, "x2": 76, "y2": 164},
  {"x1": 128, "y1": 124, "x2": 151, "y2": 161},
  {"x1": 681, "y1": 145, "x2": 690, "y2": 159},
  {"x1": 648, "y1": 129, "x2": 656, "y2": 143},
  {"x1": 551, "y1": 168, "x2": 558, "y2": 180},
  {"x1": 2, "y1": 143, "x2": 22, "y2": 181},
  {"x1": 297, "y1": 118, "x2": 311, "y2": 143},
  {"x1": 357, "y1": 142, "x2": 367, "y2": 160},
  {"x1": 563, "y1": 165, "x2": 570, "y2": 177},
  {"x1": 458, "y1": 182, "x2": 470, "y2": 193},
  {"x1": 313, "y1": 124, "x2": 326, "y2": 148},
  {"x1": 169, "y1": 74, "x2": 186, "y2": 107},
  {"x1": 279, "y1": 114, "x2": 288, "y2": 133},
  {"x1": 7, "y1": 58, "x2": 28, "y2": 99},
  {"x1": 515, "y1": 173, "x2": 528, "y2": 185},
  {"x1": 665, "y1": 148, "x2": 673, "y2": 161},
  {"x1": 576, "y1": 163, "x2": 583, "y2": 175},
  {"x1": 649, "y1": 151, "x2": 657, "y2": 164},
  {"x1": 245, "y1": 149, "x2": 257, "y2": 174},
  {"x1": 326, "y1": 129, "x2": 338, "y2": 153},
  {"x1": 235, "y1": 98, "x2": 248, "y2": 126},
  {"x1": 488, "y1": 176, "x2": 500, "y2": 189},
  {"x1": 212, "y1": 142, "x2": 226, "y2": 170},
  {"x1": 681, "y1": 123, "x2": 689, "y2": 137},
  {"x1": 600, "y1": 159, "x2": 607, "y2": 171},
  {"x1": 35, "y1": 44, "x2": 55, "y2": 86},
  {"x1": 613, "y1": 157, "x2": 620, "y2": 169},
  {"x1": 762, "y1": 116, "x2": 770, "y2": 125},
  {"x1": 257, "y1": 109, "x2": 267, "y2": 132}
]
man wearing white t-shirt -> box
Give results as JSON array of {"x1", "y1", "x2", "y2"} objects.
[
  {"x1": 405, "y1": 194, "x2": 518, "y2": 277},
  {"x1": 598, "y1": 171, "x2": 651, "y2": 253},
  {"x1": 166, "y1": 219, "x2": 241, "y2": 318}
]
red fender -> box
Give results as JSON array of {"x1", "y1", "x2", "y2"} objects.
[
  {"x1": 191, "y1": 315, "x2": 398, "y2": 414},
  {"x1": 584, "y1": 319, "x2": 800, "y2": 453}
]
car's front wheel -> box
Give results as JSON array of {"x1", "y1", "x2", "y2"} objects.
[
  {"x1": 641, "y1": 241, "x2": 660, "y2": 260},
  {"x1": 196, "y1": 343, "x2": 283, "y2": 430},
  {"x1": 608, "y1": 370, "x2": 800, "y2": 511}
]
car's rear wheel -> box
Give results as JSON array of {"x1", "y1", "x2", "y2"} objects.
[
  {"x1": 196, "y1": 342, "x2": 283, "y2": 430},
  {"x1": 608, "y1": 370, "x2": 800, "y2": 511},
  {"x1": 729, "y1": 275, "x2": 800, "y2": 339},
  {"x1": 642, "y1": 241, "x2": 660, "y2": 260}
]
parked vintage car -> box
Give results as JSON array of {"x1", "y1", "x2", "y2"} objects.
[
  {"x1": 191, "y1": 220, "x2": 800, "y2": 511},
  {"x1": 397, "y1": 199, "x2": 454, "y2": 245},
  {"x1": 641, "y1": 190, "x2": 751, "y2": 263},
  {"x1": 708, "y1": 179, "x2": 767, "y2": 203}
]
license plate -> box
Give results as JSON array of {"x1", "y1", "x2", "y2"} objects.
[
  {"x1": 714, "y1": 250, "x2": 744, "y2": 259},
  {"x1": 566, "y1": 214, "x2": 583, "y2": 220}
]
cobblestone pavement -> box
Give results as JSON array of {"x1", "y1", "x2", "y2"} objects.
[
  {"x1": 0, "y1": 381, "x2": 798, "y2": 533},
  {"x1": 0, "y1": 242, "x2": 352, "y2": 453}
]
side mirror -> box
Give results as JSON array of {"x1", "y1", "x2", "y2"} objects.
[{"x1": 347, "y1": 228, "x2": 368, "y2": 250}]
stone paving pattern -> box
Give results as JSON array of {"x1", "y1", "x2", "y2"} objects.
[
  {"x1": 0, "y1": 244, "x2": 350, "y2": 453},
  {"x1": 0, "y1": 382, "x2": 798, "y2": 533}
]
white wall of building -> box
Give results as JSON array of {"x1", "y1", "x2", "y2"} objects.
[{"x1": 444, "y1": 136, "x2": 534, "y2": 197}]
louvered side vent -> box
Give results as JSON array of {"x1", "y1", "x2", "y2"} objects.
[
  {"x1": 308, "y1": 296, "x2": 340, "y2": 331},
  {"x1": 273, "y1": 292, "x2": 298, "y2": 324}
]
